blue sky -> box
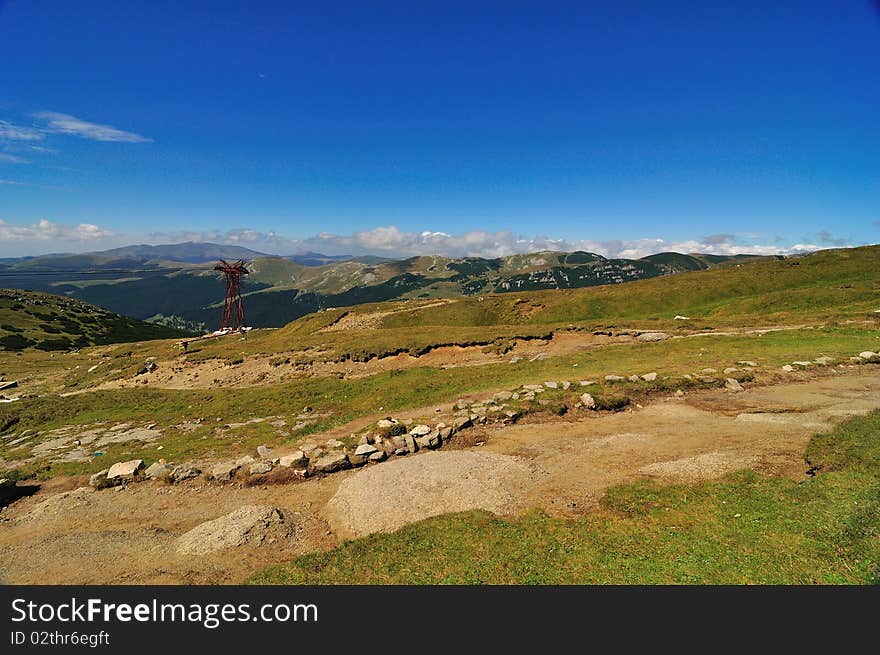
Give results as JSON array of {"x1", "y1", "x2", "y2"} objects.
[{"x1": 0, "y1": 0, "x2": 878, "y2": 258}]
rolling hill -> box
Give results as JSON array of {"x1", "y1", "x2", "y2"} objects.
[
  {"x1": 0, "y1": 243, "x2": 783, "y2": 332},
  {"x1": 0, "y1": 289, "x2": 191, "y2": 351}
]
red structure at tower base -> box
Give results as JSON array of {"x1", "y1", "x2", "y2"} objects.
[{"x1": 214, "y1": 259, "x2": 250, "y2": 331}]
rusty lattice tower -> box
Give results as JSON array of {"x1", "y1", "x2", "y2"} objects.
[{"x1": 214, "y1": 259, "x2": 249, "y2": 330}]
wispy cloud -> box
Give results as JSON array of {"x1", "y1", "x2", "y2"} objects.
[
  {"x1": 32, "y1": 111, "x2": 151, "y2": 143},
  {"x1": 0, "y1": 153, "x2": 30, "y2": 164},
  {"x1": 0, "y1": 179, "x2": 27, "y2": 186},
  {"x1": 0, "y1": 120, "x2": 44, "y2": 142}
]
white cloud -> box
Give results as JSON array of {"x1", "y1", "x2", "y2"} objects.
[
  {"x1": 32, "y1": 111, "x2": 151, "y2": 143},
  {"x1": 0, "y1": 218, "x2": 114, "y2": 245},
  {"x1": 0, "y1": 221, "x2": 862, "y2": 260},
  {"x1": 0, "y1": 153, "x2": 30, "y2": 164}
]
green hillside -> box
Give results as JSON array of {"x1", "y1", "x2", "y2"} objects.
[{"x1": 0, "y1": 289, "x2": 191, "y2": 351}]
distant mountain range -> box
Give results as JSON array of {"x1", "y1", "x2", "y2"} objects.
[{"x1": 0, "y1": 242, "x2": 783, "y2": 332}]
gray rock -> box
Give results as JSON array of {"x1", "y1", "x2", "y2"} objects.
[
  {"x1": 813, "y1": 356, "x2": 835, "y2": 366},
  {"x1": 278, "y1": 451, "x2": 308, "y2": 468},
  {"x1": 781, "y1": 364, "x2": 795, "y2": 372},
  {"x1": 249, "y1": 461, "x2": 273, "y2": 475},
  {"x1": 170, "y1": 464, "x2": 200, "y2": 483},
  {"x1": 604, "y1": 375, "x2": 625, "y2": 382},
  {"x1": 410, "y1": 424, "x2": 431, "y2": 437},
  {"x1": 438, "y1": 426, "x2": 454, "y2": 440},
  {"x1": 256, "y1": 445, "x2": 273, "y2": 459},
  {"x1": 452, "y1": 416, "x2": 472, "y2": 431},
  {"x1": 858, "y1": 351, "x2": 880, "y2": 363},
  {"x1": 508, "y1": 356, "x2": 523, "y2": 364},
  {"x1": 377, "y1": 418, "x2": 397, "y2": 429},
  {"x1": 354, "y1": 443, "x2": 378, "y2": 457},
  {"x1": 723, "y1": 367, "x2": 739, "y2": 375},
  {"x1": 313, "y1": 451, "x2": 350, "y2": 473},
  {"x1": 357, "y1": 434, "x2": 374, "y2": 446},
  {"x1": 211, "y1": 461, "x2": 239, "y2": 481},
  {"x1": 701, "y1": 368, "x2": 717, "y2": 374},
  {"x1": 641, "y1": 372, "x2": 658, "y2": 382},
  {"x1": 737, "y1": 361, "x2": 757, "y2": 367},
  {"x1": 636, "y1": 332, "x2": 669, "y2": 342},
  {"x1": 579, "y1": 393, "x2": 596, "y2": 409},
  {"x1": 579, "y1": 380, "x2": 597, "y2": 386},
  {"x1": 176, "y1": 505, "x2": 290, "y2": 555},
  {"x1": 792, "y1": 361, "x2": 812, "y2": 368},
  {"x1": 107, "y1": 459, "x2": 144, "y2": 480},
  {"x1": 725, "y1": 378, "x2": 744, "y2": 392},
  {"x1": 561, "y1": 381, "x2": 571, "y2": 390},
  {"x1": 144, "y1": 462, "x2": 174, "y2": 480},
  {"x1": 368, "y1": 450, "x2": 387, "y2": 463},
  {"x1": 390, "y1": 435, "x2": 409, "y2": 450},
  {"x1": 393, "y1": 447, "x2": 409, "y2": 456},
  {"x1": 628, "y1": 375, "x2": 640, "y2": 382},
  {"x1": 404, "y1": 434, "x2": 418, "y2": 453},
  {"x1": 493, "y1": 391, "x2": 513, "y2": 402},
  {"x1": 235, "y1": 455, "x2": 256, "y2": 467},
  {"x1": 697, "y1": 376, "x2": 718, "y2": 384},
  {"x1": 324, "y1": 439, "x2": 345, "y2": 449},
  {"x1": 543, "y1": 381, "x2": 558, "y2": 389}
]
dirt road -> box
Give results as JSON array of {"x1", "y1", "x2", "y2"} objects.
[{"x1": 2, "y1": 371, "x2": 879, "y2": 584}]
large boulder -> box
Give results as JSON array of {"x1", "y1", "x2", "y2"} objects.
[
  {"x1": 350, "y1": 444, "x2": 378, "y2": 466},
  {"x1": 175, "y1": 506, "x2": 292, "y2": 555},
  {"x1": 107, "y1": 459, "x2": 144, "y2": 481},
  {"x1": 409, "y1": 424, "x2": 431, "y2": 437},
  {"x1": 210, "y1": 461, "x2": 239, "y2": 481},
  {"x1": 170, "y1": 464, "x2": 201, "y2": 483}
]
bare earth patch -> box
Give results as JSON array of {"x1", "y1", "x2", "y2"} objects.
[{"x1": 324, "y1": 451, "x2": 533, "y2": 539}]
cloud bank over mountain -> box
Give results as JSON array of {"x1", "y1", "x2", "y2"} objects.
[{"x1": 0, "y1": 218, "x2": 864, "y2": 259}]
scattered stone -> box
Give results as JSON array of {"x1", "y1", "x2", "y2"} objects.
[
  {"x1": 701, "y1": 368, "x2": 717, "y2": 374},
  {"x1": 509, "y1": 356, "x2": 523, "y2": 364},
  {"x1": 543, "y1": 381, "x2": 558, "y2": 389},
  {"x1": 561, "y1": 381, "x2": 571, "y2": 390},
  {"x1": 438, "y1": 426, "x2": 454, "y2": 440},
  {"x1": 235, "y1": 455, "x2": 256, "y2": 467},
  {"x1": 737, "y1": 361, "x2": 757, "y2": 367},
  {"x1": 493, "y1": 391, "x2": 513, "y2": 402},
  {"x1": 674, "y1": 390, "x2": 685, "y2": 397},
  {"x1": 377, "y1": 418, "x2": 397, "y2": 429},
  {"x1": 723, "y1": 367, "x2": 739, "y2": 375},
  {"x1": 394, "y1": 448, "x2": 409, "y2": 456},
  {"x1": 781, "y1": 364, "x2": 795, "y2": 372},
  {"x1": 858, "y1": 351, "x2": 880, "y2": 363},
  {"x1": 529, "y1": 352, "x2": 549, "y2": 361},
  {"x1": 256, "y1": 445, "x2": 273, "y2": 459},
  {"x1": 144, "y1": 462, "x2": 174, "y2": 480},
  {"x1": 403, "y1": 434, "x2": 418, "y2": 453},
  {"x1": 641, "y1": 372, "x2": 658, "y2": 382},
  {"x1": 410, "y1": 424, "x2": 431, "y2": 437},
  {"x1": 89, "y1": 469, "x2": 115, "y2": 489},
  {"x1": 627, "y1": 375, "x2": 640, "y2": 382},
  {"x1": 107, "y1": 459, "x2": 144, "y2": 480},
  {"x1": 579, "y1": 393, "x2": 596, "y2": 409},
  {"x1": 135, "y1": 361, "x2": 157, "y2": 376},
  {"x1": 697, "y1": 376, "x2": 717, "y2": 384},
  {"x1": 673, "y1": 315, "x2": 690, "y2": 320},
  {"x1": 792, "y1": 361, "x2": 812, "y2": 368},
  {"x1": 368, "y1": 450, "x2": 387, "y2": 463},
  {"x1": 176, "y1": 505, "x2": 292, "y2": 555},
  {"x1": 278, "y1": 451, "x2": 308, "y2": 468},
  {"x1": 357, "y1": 434, "x2": 374, "y2": 446},
  {"x1": 324, "y1": 439, "x2": 345, "y2": 449},
  {"x1": 312, "y1": 451, "x2": 350, "y2": 473},
  {"x1": 850, "y1": 356, "x2": 865, "y2": 364},
  {"x1": 579, "y1": 380, "x2": 597, "y2": 386},
  {"x1": 725, "y1": 378, "x2": 744, "y2": 392},
  {"x1": 604, "y1": 375, "x2": 625, "y2": 382},
  {"x1": 636, "y1": 332, "x2": 669, "y2": 342},
  {"x1": 813, "y1": 356, "x2": 835, "y2": 366}
]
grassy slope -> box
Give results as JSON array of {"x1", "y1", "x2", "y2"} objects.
[
  {"x1": 0, "y1": 288, "x2": 189, "y2": 351},
  {"x1": 2, "y1": 324, "x2": 877, "y2": 479},
  {"x1": 250, "y1": 410, "x2": 880, "y2": 585}
]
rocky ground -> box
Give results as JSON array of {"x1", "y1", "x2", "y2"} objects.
[{"x1": 2, "y1": 366, "x2": 879, "y2": 584}]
